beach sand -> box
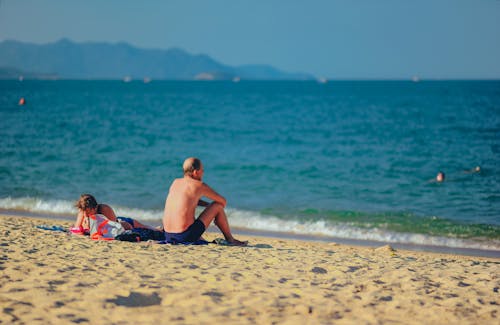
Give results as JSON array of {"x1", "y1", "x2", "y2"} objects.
[{"x1": 0, "y1": 214, "x2": 498, "y2": 324}]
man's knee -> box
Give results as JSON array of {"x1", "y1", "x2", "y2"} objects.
[
  {"x1": 209, "y1": 202, "x2": 224, "y2": 210},
  {"x1": 199, "y1": 202, "x2": 223, "y2": 222}
]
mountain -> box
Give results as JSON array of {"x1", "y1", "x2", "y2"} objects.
[
  {"x1": 0, "y1": 67, "x2": 26, "y2": 79},
  {"x1": 0, "y1": 66, "x2": 58, "y2": 79},
  {"x1": 0, "y1": 39, "x2": 312, "y2": 80}
]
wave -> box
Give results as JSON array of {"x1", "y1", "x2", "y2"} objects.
[
  {"x1": 226, "y1": 209, "x2": 500, "y2": 251},
  {"x1": 0, "y1": 197, "x2": 163, "y2": 221},
  {"x1": 0, "y1": 197, "x2": 77, "y2": 215},
  {"x1": 1, "y1": 196, "x2": 499, "y2": 251}
]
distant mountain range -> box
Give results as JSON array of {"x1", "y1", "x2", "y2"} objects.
[{"x1": 0, "y1": 39, "x2": 313, "y2": 80}]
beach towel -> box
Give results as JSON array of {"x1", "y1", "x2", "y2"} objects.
[
  {"x1": 36, "y1": 225, "x2": 67, "y2": 232},
  {"x1": 115, "y1": 228, "x2": 165, "y2": 242},
  {"x1": 114, "y1": 230, "x2": 141, "y2": 242},
  {"x1": 157, "y1": 238, "x2": 244, "y2": 246},
  {"x1": 87, "y1": 213, "x2": 125, "y2": 240},
  {"x1": 131, "y1": 228, "x2": 165, "y2": 241},
  {"x1": 211, "y1": 238, "x2": 245, "y2": 246},
  {"x1": 158, "y1": 238, "x2": 209, "y2": 245}
]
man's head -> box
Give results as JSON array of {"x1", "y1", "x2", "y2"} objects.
[
  {"x1": 75, "y1": 194, "x2": 98, "y2": 213},
  {"x1": 183, "y1": 157, "x2": 203, "y2": 180}
]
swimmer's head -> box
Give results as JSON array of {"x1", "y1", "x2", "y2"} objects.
[
  {"x1": 474, "y1": 166, "x2": 481, "y2": 172},
  {"x1": 436, "y1": 171, "x2": 445, "y2": 182}
]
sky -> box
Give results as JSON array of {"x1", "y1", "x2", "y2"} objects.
[{"x1": 0, "y1": 0, "x2": 499, "y2": 79}]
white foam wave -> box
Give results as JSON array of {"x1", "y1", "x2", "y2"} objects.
[
  {"x1": 0, "y1": 197, "x2": 163, "y2": 221},
  {"x1": 225, "y1": 208, "x2": 500, "y2": 251},
  {"x1": 1, "y1": 197, "x2": 498, "y2": 251},
  {"x1": 112, "y1": 206, "x2": 163, "y2": 221},
  {"x1": 0, "y1": 197, "x2": 77, "y2": 215}
]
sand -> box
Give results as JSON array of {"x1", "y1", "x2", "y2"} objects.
[{"x1": 0, "y1": 214, "x2": 499, "y2": 324}]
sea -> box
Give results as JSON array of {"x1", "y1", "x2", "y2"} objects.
[{"x1": 1, "y1": 80, "x2": 499, "y2": 255}]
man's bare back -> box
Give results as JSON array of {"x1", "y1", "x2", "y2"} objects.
[
  {"x1": 163, "y1": 176, "x2": 225, "y2": 232},
  {"x1": 162, "y1": 157, "x2": 247, "y2": 246}
]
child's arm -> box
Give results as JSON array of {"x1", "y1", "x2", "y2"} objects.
[{"x1": 74, "y1": 209, "x2": 85, "y2": 228}]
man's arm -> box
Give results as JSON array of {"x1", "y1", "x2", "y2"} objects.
[{"x1": 201, "y1": 183, "x2": 227, "y2": 208}]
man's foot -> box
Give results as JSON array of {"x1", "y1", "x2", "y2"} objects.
[{"x1": 228, "y1": 238, "x2": 248, "y2": 246}]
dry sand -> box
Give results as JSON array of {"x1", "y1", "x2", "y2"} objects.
[{"x1": 0, "y1": 214, "x2": 499, "y2": 324}]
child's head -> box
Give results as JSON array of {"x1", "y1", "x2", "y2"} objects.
[{"x1": 75, "y1": 194, "x2": 98, "y2": 212}]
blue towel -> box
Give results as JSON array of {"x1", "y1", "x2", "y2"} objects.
[
  {"x1": 36, "y1": 225, "x2": 67, "y2": 232},
  {"x1": 157, "y1": 239, "x2": 209, "y2": 245}
]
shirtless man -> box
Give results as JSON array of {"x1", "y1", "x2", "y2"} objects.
[{"x1": 162, "y1": 157, "x2": 247, "y2": 245}]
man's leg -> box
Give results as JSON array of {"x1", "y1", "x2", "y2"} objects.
[{"x1": 198, "y1": 202, "x2": 247, "y2": 245}]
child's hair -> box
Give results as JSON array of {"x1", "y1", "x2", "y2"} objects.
[{"x1": 75, "y1": 194, "x2": 98, "y2": 211}]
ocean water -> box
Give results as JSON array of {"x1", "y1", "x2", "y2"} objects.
[{"x1": 1, "y1": 80, "x2": 499, "y2": 251}]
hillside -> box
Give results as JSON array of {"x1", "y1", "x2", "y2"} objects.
[{"x1": 0, "y1": 39, "x2": 312, "y2": 80}]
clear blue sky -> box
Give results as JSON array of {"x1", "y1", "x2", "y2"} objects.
[{"x1": 1, "y1": 0, "x2": 499, "y2": 79}]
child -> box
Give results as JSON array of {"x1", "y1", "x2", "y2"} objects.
[{"x1": 72, "y1": 194, "x2": 158, "y2": 233}]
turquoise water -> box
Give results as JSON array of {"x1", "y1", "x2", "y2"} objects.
[{"x1": 1, "y1": 80, "x2": 499, "y2": 250}]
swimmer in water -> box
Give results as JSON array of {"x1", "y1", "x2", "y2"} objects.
[
  {"x1": 464, "y1": 166, "x2": 481, "y2": 173},
  {"x1": 436, "y1": 171, "x2": 445, "y2": 182}
]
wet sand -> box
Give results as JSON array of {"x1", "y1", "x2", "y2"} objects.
[{"x1": 1, "y1": 214, "x2": 499, "y2": 324}]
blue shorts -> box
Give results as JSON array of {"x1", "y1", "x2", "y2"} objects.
[
  {"x1": 164, "y1": 219, "x2": 206, "y2": 244},
  {"x1": 117, "y1": 216, "x2": 135, "y2": 227}
]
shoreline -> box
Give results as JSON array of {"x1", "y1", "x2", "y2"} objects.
[
  {"x1": 1, "y1": 213, "x2": 499, "y2": 324},
  {"x1": 2, "y1": 208, "x2": 499, "y2": 258}
]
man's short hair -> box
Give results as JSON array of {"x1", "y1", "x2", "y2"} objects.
[{"x1": 183, "y1": 157, "x2": 202, "y2": 176}]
